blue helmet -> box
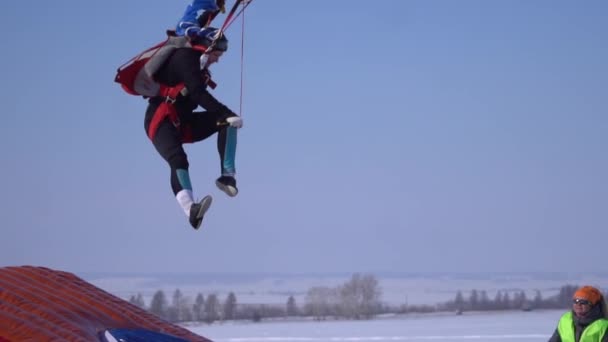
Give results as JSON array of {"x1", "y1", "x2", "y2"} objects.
[{"x1": 192, "y1": 27, "x2": 228, "y2": 51}]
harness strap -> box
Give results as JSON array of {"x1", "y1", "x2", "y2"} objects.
[
  {"x1": 147, "y1": 84, "x2": 186, "y2": 141},
  {"x1": 147, "y1": 70, "x2": 216, "y2": 142}
]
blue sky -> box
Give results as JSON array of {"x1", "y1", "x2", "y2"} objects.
[{"x1": 0, "y1": 0, "x2": 606, "y2": 274}]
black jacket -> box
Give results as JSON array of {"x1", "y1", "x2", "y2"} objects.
[{"x1": 152, "y1": 47, "x2": 234, "y2": 116}]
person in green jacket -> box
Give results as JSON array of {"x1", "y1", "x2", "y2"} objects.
[{"x1": 549, "y1": 285, "x2": 608, "y2": 342}]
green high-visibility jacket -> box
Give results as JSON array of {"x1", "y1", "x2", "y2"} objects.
[{"x1": 557, "y1": 311, "x2": 608, "y2": 342}]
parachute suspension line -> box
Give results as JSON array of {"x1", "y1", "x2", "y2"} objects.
[
  {"x1": 225, "y1": 0, "x2": 253, "y2": 31},
  {"x1": 239, "y1": 3, "x2": 246, "y2": 117},
  {"x1": 205, "y1": 0, "x2": 252, "y2": 116},
  {"x1": 220, "y1": 0, "x2": 245, "y2": 33},
  {"x1": 200, "y1": 0, "x2": 241, "y2": 55},
  {"x1": 201, "y1": 0, "x2": 249, "y2": 70}
]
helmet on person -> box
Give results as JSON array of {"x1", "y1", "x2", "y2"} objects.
[
  {"x1": 573, "y1": 286, "x2": 603, "y2": 306},
  {"x1": 192, "y1": 27, "x2": 228, "y2": 52}
]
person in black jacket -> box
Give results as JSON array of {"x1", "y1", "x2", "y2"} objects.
[
  {"x1": 548, "y1": 285, "x2": 608, "y2": 342},
  {"x1": 145, "y1": 27, "x2": 241, "y2": 229}
]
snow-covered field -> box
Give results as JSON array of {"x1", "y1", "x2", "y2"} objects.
[
  {"x1": 186, "y1": 309, "x2": 562, "y2": 342},
  {"x1": 83, "y1": 273, "x2": 601, "y2": 341}
]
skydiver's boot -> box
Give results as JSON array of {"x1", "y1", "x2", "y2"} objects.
[
  {"x1": 215, "y1": 175, "x2": 238, "y2": 197},
  {"x1": 188, "y1": 195, "x2": 213, "y2": 230}
]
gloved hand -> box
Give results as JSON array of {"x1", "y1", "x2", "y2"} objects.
[
  {"x1": 225, "y1": 116, "x2": 243, "y2": 129},
  {"x1": 184, "y1": 26, "x2": 202, "y2": 38},
  {"x1": 216, "y1": 0, "x2": 226, "y2": 12}
]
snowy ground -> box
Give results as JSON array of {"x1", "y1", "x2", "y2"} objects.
[
  {"x1": 186, "y1": 309, "x2": 562, "y2": 342},
  {"x1": 83, "y1": 272, "x2": 593, "y2": 341}
]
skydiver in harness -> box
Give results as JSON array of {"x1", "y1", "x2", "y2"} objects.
[{"x1": 144, "y1": 2, "x2": 242, "y2": 230}]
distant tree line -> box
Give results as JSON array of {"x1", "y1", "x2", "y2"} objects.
[
  {"x1": 127, "y1": 278, "x2": 607, "y2": 324},
  {"x1": 128, "y1": 273, "x2": 381, "y2": 323},
  {"x1": 129, "y1": 288, "x2": 237, "y2": 324},
  {"x1": 395, "y1": 284, "x2": 608, "y2": 315}
]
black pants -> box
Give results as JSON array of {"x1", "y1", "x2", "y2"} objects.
[{"x1": 144, "y1": 102, "x2": 235, "y2": 195}]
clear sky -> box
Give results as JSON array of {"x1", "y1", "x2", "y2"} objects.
[{"x1": 0, "y1": 0, "x2": 606, "y2": 274}]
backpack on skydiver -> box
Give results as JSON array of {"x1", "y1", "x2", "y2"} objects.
[{"x1": 114, "y1": 30, "x2": 217, "y2": 98}]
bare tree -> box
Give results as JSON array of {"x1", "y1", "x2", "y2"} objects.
[
  {"x1": 339, "y1": 280, "x2": 358, "y2": 319},
  {"x1": 305, "y1": 286, "x2": 335, "y2": 321},
  {"x1": 339, "y1": 273, "x2": 381, "y2": 319},
  {"x1": 359, "y1": 274, "x2": 381, "y2": 318}
]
